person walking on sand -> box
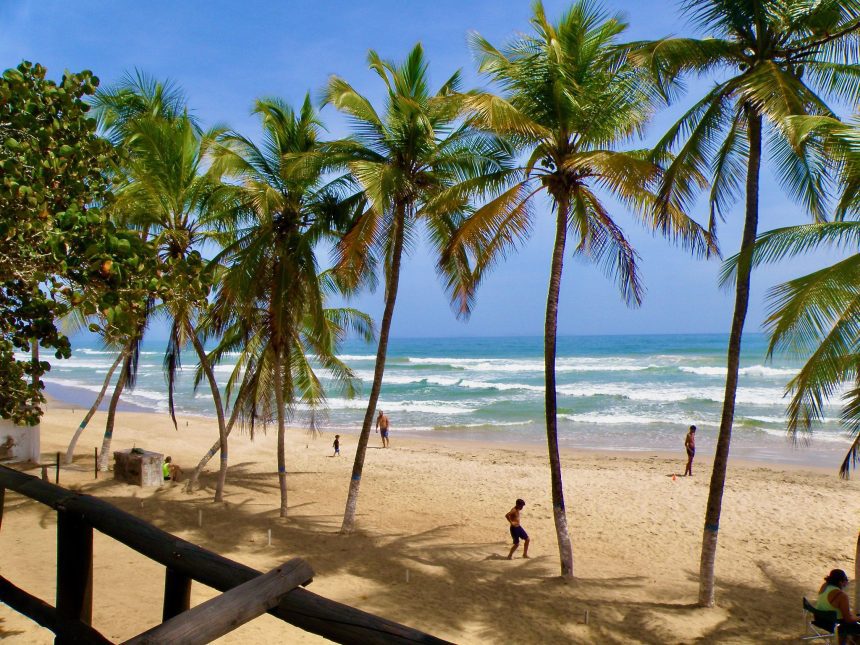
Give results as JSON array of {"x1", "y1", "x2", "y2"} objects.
[
  {"x1": 684, "y1": 425, "x2": 696, "y2": 476},
  {"x1": 376, "y1": 410, "x2": 390, "y2": 448},
  {"x1": 505, "y1": 498, "x2": 530, "y2": 559},
  {"x1": 333, "y1": 434, "x2": 340, "y2": 456}
]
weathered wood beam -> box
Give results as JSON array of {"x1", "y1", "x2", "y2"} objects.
[
  {"x1": 162, "y1": 567, "x2": 192, "y2": 622},
  {"x1": 127, "y1": 559, "x2": 313, "y2": 645},
  {"x1": 0, "y1": 575, "x2": 110, "y2": 644},
  {"x1": 56, "y1": 509, "x2": 93, "y2": 635},
  {"x1": 0, "y1": 465, "x2": 450, "y2": 644}
]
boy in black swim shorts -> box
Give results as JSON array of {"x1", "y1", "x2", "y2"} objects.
[{"x1": 505, "y1": 498, "x2": 530, "y2": 559}]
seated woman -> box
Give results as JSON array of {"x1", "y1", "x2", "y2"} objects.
[
  {"x1": 162, "y1": 456, "x2": 182, "y2": 483},
  {"x1": 817, "y1": 569, "x2": 860, "y2": 643}
]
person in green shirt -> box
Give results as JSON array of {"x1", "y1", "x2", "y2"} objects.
[
  {"x1": 816, "y1": 569, "x2": 860, "y2": 642},
  {"x1": 162, "y1": 456, "x2": 182, "y2": 482}
]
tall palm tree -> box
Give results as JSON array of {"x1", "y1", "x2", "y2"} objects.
[
  {"x1": 120, "y1": 114, "x2": 235, "y2": 500},
  {"x1": 96, "y1": 92, "x2": 235, "y2": 498},
  {"x1": 209, "y1": 96, "x2": 368, "y2": 517},
  {"x1": 727, "y1": 114, "x2": 860, "y2": 609},
  {"x1": 630, "y1": 0, "x2": 860, "y2": 606},
  {"x1": 89, "y1": 75, "x2": 229, "y2": 485},
  {"x1": 57, "y1": 290, "x2": 132, "y2": 464},
  {"x1": 723, "y1": 114, "x2": 860, "y2": 472},
  {"x1": 65, "y1": 347, "x2": 125, "y2": 463},
  {"x1": 323, "y1": 44, "x2": 513, "y2": 533},
  {"x1": 446, "y1": 0, "x2": 712, "y2": 577}
]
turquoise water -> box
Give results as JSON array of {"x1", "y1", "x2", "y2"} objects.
[{"x1": 43, "y1": 333, "x2": 853, "y2": 468}]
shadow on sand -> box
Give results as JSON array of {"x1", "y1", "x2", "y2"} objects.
[{"x1": 7, "y1": 459, "x2": 808, "y2": 644}]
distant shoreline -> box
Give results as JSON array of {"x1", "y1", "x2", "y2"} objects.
[{"x1": 42, "y1": 377, "x2": 844, "y2": 475}]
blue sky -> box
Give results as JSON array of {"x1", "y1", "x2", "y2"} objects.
[{"x1": 1, "y1": 1, "x2": 846, "y2": 340}]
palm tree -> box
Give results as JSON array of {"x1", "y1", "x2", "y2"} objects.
[
  {"x1": 725, "y1": 113, "x2": 860, "y2": 609},
  {"x1": 630, "y1": 0, "x2": 860, "y2": 606},
  {"x1": 58, "y1": 292, "x2": 132, "y2": 464},
  {"x1": 65, "y1": 347, "x2": 125, "y2": 464},
  {"x1": 114, "y1": 113, "x2": 236, "y2": 501},
  {"x1": 209, "y1": 96, "x2": 369, "y2": 517},
  {"x1": 323, "y1": 43, "x2": 513, "y2": 533},
  {"x1": 124, "y1": 120, "x2": 230, "y2": 492},
  {"x1": 446, "y1": 0, "x2": 712, "y2": 577},
  {"x1": 94, "y1": 76, "x2": 236, "y2": 498},
  {"x1": 723, "y1": 115, "x2": 860, "y2": 471},
  {"x1": 89, "y1": 75, "x2": 228, "y2": 484}
]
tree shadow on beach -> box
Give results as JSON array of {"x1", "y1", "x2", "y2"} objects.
[{"x1": 2, "y1": 459, "x2": 820, "y2": 643}]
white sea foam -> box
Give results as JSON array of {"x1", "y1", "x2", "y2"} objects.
[
  {"x1": 354, "y1": 371, "x2": 463, "y2": 387},
  {"x1": 405, "y1": 378, "x2": 788, "y2": 406},
  {"x1": 46, "y1": 377, "x2": 167, "y2": 410},
  {"x1": 403, "y1": 355, "x2": 662, "y2": 373},
  {"x1": 46, "y1": 377, "x2": 108, "y2": 395},
  {"x1": 459, "y1": 379, "x2": 543, "y2": 392},
  {"x1": 435, "y1": 420, "x2": 534, "y2": 429},
  {"x1": 54, "y1": 358, "x2": 116, "y2": 369},
  {"x1": 552, "y1": 382, "x2": 785, "y2": 406},
  {"x1": 559, "y1": 413, "x2": 668, "y2": 425},
  {"x1": 322, "y1": 398, "x2": 476, "y2": 415},
  {"x1": 753, "y1": 425, "x2": 849, "y2": 444},
  {"x1": 679, "y1": 365, "x2": 798, "y2": 378},
  {"x1": 338, "y1": 354, "x2": 377, "y2": 361}
]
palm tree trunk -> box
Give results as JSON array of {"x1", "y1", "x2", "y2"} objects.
[
  {"x1": 64, "y1": 351, "x2": 125, "y2": 464},
  {"x1": 545, "y1": 193, "x2": 574, "y2": 578},
  {"x1": 185, "y1": 400, "x2": 243, "y2": 492},
  {"x1": 97, "y1": 352, "x2": 131, "y2": 472},
  {"x1": 185, "y1": 322, "x2": 229, "y2": 503},
  {"x1": 854, "y1": 532, "x2": 860, "y2": 610},
  {"x1": 341, "y1": 202, "x2": 406, "y2": 534},
  {"x1": 274, "y1": 355, "x2": 288, "y2": 518},
  {"x1": 698, "y1": 108, "x2": 762, "y2": 607}
]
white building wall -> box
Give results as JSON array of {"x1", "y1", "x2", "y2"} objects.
[{"x1": 0, "y1": 419, "x2": 41, "y2": 463}]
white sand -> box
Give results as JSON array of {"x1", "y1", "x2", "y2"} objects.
[{"x1": 1, "y1": 404, "x2": 857, "y2": 643}]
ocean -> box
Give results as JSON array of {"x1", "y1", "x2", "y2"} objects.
[{"x1": 42, "y1": 333, "x2": 853, "y2": 469}]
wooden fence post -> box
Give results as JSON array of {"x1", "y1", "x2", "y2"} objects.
[
  {"x1": 55, "y1": 452, "x2": 60, "y2": 485},
  {"x1": 0, "y1": 486, "x2": 5, "y2": 532},
  {"x1": 126, "y1": 559, "x2": 314, "y2": 645},
  {"x1": 56, "y1": 510, "x2": 93, "y2": 641},
  {"x1": 162, "y1": 568, "x2": 191, "y2": 621}
]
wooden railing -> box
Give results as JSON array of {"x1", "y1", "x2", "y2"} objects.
[{"x1": 0, "y1": 465, "x2": 450, "y2": 644}]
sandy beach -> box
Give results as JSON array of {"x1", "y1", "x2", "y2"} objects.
[{"x1": 1, "y1": 402, "x2": 858, "y2": 644}]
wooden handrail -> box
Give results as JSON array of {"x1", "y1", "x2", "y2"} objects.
[
  {"x1": 125, "y1": 559, "x2": 314, "y2": 644},
  {"x1": 0, "y1": 575, "x2": 110, "y2": 644},
  {"x1": 0, "y1": 465, "x2": 450, "y2": 644}
]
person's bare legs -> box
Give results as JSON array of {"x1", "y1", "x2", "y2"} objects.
[
  {"x1": 522, "y1": 538, "x2": 530, "y2": 558},
  {"x1": 507, "y1": 542, "x2": 519, "y2": 560},
  {"x1": 684, "y1": 455, "x2": 693, "y2": 476}
]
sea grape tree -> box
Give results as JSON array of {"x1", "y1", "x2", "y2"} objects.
[{"x1": 0, "y1": 61, "x2": 154, "y2": 424}]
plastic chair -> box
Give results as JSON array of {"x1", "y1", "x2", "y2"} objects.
[{"x1": 803, "y1": 597, "x2": 839, "y2": 643}]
